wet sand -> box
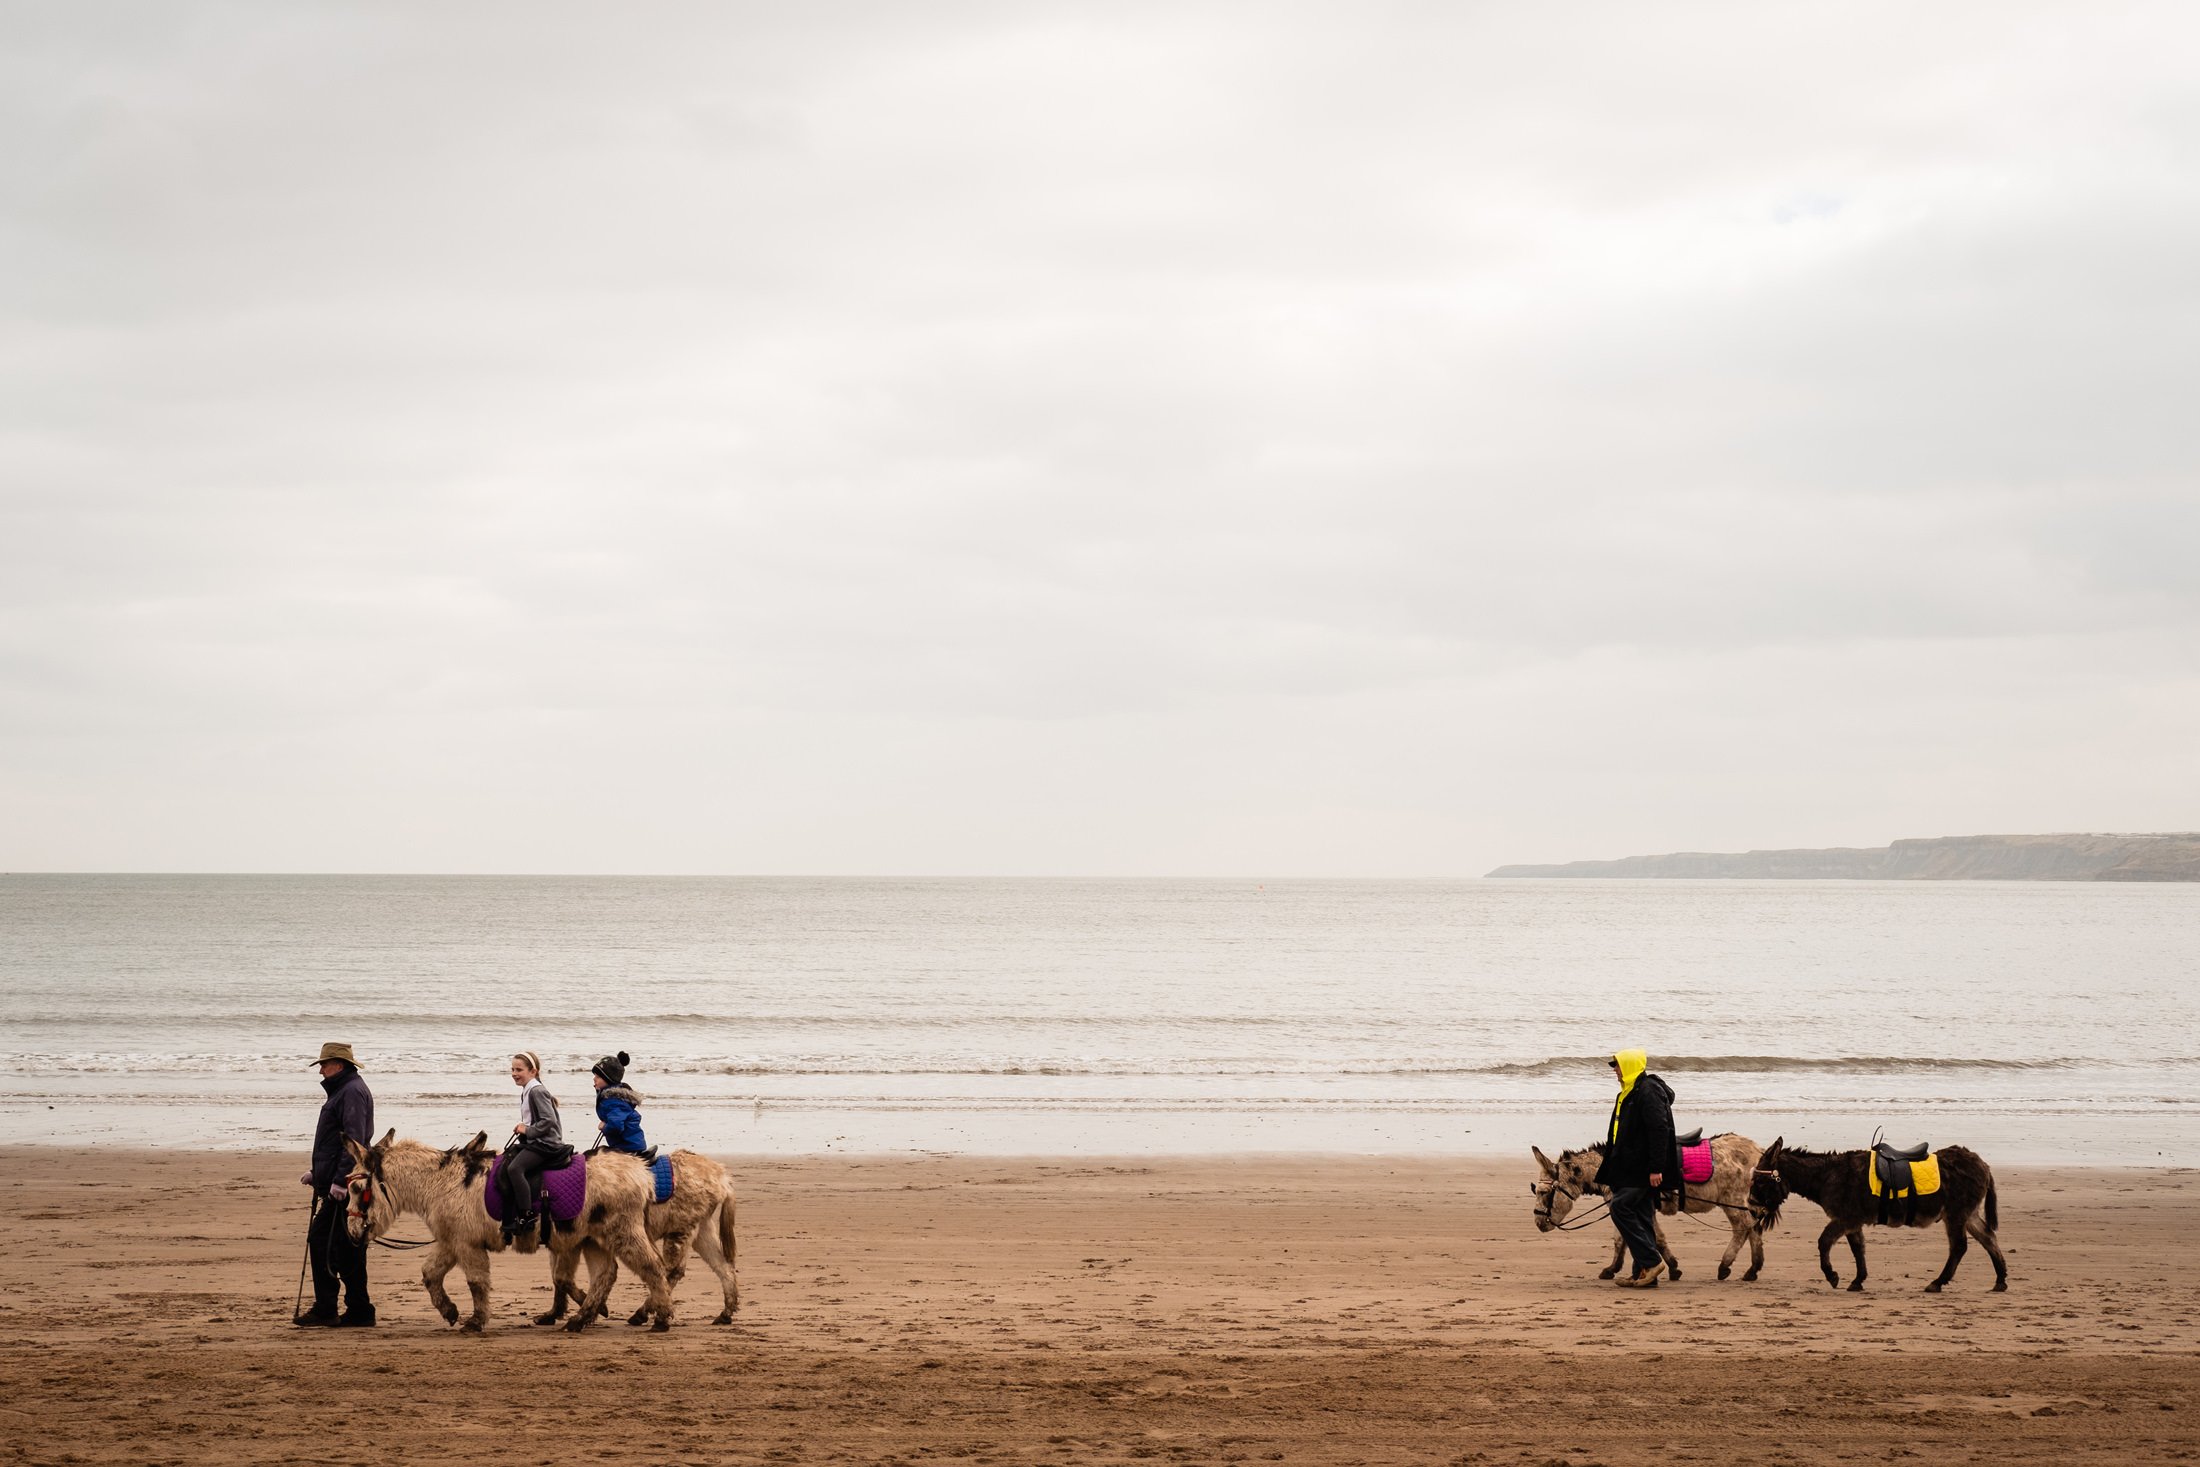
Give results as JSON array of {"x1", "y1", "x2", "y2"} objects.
[{"x1": 1, "y1": 1149, "x2": 2195, "y2": 1465}]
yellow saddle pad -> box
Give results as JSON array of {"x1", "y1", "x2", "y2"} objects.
[{"x1": 1868, "y1": 1152, "x2": 1941, "y2": 1197}]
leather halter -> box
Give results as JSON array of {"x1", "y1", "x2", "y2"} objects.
[{"x1": 346, "y1": 1175, "x2": 376, "y2": 1232}]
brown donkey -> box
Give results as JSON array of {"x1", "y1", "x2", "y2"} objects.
[
  {"x1": 1749, "y1": 1138, "x2": 2007, "y2": 1292},
  {"x1": 1531, "y1": 1135, "x2": 1767, "y2": 1281},
  {"x1": 343, "y1": 1130, "x2": 680, "y2": 1330},
  {"x1": 535, "y1": 1150, "x2": 739, "y2": 1330}
]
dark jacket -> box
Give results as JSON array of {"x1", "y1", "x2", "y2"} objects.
[
  {"x1": 1594, "y1": 1071, "x2": 1679, "y2": 1192},
  {"x1": 595, "y1": 1085, "x2": 648, "y2": 1153},
  {"x1": 310, "y1": 1066, "x2": 375, "y2": 1192}
]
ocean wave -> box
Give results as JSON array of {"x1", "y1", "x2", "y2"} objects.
[
  {"x1": 0, "y1": 1051, "x2": 2186, "y2": 1078},
  {"x1": 1471, "y1": 1055, "x2": 2097, "y2": 1076},
  {"x1": 0, "y1": 1012, "x2": 1392, "y2": 1029}
]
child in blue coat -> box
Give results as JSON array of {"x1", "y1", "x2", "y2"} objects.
[{"x1": 590, "y1": 1051, "x2": 650, "y2": 1154}]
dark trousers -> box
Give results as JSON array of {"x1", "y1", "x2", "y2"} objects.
[
  {"x1": 307, "y1": 1193, "x2": 371, "y2": 1316},
  {"x1": 503, "y1": 1146, "x2": 548, "y2": 1221},
  {"x1": 1608, "y1": 1186, "x2": 1662, "y2": 1274}
]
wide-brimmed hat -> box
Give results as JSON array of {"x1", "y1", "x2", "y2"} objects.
[{"x1": 311, "y1": 1041, "x2": 358, "y2": 1068}]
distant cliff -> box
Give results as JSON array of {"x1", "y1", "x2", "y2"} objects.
[{"x1": 1487, "y1": 833, "x2": 2200, "y2": 881}]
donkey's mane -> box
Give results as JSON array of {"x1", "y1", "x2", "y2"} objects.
[
  {"x1": 1557, "y1": 1142, "x2": 1607, "y2": 1164},
  {"x1": 436, "y1": 1140, "x2": 490, "y2": 1186}
]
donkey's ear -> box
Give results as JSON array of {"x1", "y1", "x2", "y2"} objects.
[
  {"x1": 344, "y1": 1136, "x2": 369, "y2": 1164},
  {"x1": 465, "y1": 1129, "x2": 489, "y2": 1153},
  {"x1": 1761, "y1": 1137, "x2": 1783, "y2": 1165},
  {"x1": 376, "y1": 1127, "x2": 396, "y2": 1151},
  {"x1": 1531, "y1": 1145, "x2": 1557, "y2": 1176}
]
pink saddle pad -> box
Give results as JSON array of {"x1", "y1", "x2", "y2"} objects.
[{"x1": 1679, "y1": 1139, "x2": 1715, "y2": 1185}]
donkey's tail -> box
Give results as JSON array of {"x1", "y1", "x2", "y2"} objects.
[
  {"x1": 717, "y1": 1192, "x2": 738, "y2": 1274},
  {"x1": 1984, "y1": 1177, "x2": 1999, "y2": 1235}
]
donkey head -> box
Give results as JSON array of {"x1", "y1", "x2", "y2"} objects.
[
  {"x1": 341, "y1": 1129, "x2": 396, "y2": 1244},
  {"x1": 1748, "y1": 1137, "x2": 1789, "y2": 1231},
  {"x1": 1529, "y1": 1145, "x2": 1590, "y2": 1233}
]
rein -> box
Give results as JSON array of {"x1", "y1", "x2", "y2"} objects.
[
  {"x1": 1540, "y1": 1177, "x2": 1763, "y2": 1232},
  {"x1": 1534, "y1": 1180, "x2": 1618, "y2": 1231},
  {"x1": 1547, "y1": 1196, "x2": 1617, "y2": 1230}
]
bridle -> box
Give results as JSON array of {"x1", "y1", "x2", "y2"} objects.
[
  {"x1": 345, "y1": 1176, "x2": 372, "y2": 1229},
  {"x1": 1533, "y1": 1172, "x2": 1616, "y2": 1231}
]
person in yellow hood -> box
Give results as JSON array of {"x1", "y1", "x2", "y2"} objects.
[{"x1": 1592, "y1": 1049, "x2": 1679, "y2": 1288}]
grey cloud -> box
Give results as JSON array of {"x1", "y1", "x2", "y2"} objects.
[{"x1": 3, "y1": 2, "x2": 2198, "y2": 872}]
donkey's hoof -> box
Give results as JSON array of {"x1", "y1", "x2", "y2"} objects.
[
  {"x1": 1596, "y1": 1267, "x2": 1619, "y2": 1280},
  {"x1": 1716, "y1": 1263, "x2": 1732, "y2": 1281},
  {"x1": 437, "y1": 1303, "x2": 460, "y2": 1325},
  {"x1": 1924, "y1": 1282, "x2": 1943, "y2": 1293},
  {"x1": 1991, "y1": 1280, "x2": 2008, "y2": 1292},
  {"x1": 712, "y1": 1311, "x2": 734, "y2": 1325},
  {"x1": 651, "y1": 1315, "x2": 671, "y2": 1333},
  {"x1": 1667, "y1": 1268, "x2": 1683, "y2": 1281},
  {"x1": 460, "y1": 1318, "x2": 485, "y2": 1335},
  {"x1": 1742, "y1": 1270, "x2": 1760, "y2": 1282},
  {"x1": 627, "y1": 1307, "x2": 652, "y2": 1327},
  {"x1": 531, "y1": 1311, "x2": 561, "y2": 1327},
  {"x1": 564, "y1": 1316, "x2": 591, "y2": 1334},
  {"x1": 1847, "y1": 1280, "x2": 1866, "y2": 1293}
]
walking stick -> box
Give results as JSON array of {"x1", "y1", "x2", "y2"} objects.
[{"x1": 294, "y1": 1191, "x2": 320, "y2": 1321}]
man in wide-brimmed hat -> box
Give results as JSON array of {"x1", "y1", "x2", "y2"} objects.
[{"x1": 297, "y1": 1042, "x2": 376, "y2": 1327}]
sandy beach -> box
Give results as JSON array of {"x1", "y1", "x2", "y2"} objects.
[{"x1": 2, "y1": 1149, "x2": 2195, "y2": 1465}]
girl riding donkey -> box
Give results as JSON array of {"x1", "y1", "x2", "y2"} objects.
[{"x1": 500, "y1": 1051, "x2": 571, "y2": 1242}]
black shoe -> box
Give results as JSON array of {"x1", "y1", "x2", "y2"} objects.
[
  {"x1": 293, "y1": 1309, "x2": 339, "y2": 1328},
  {"x1": 332, "y1": 1309, "x2": 377, "y2": 1328}
]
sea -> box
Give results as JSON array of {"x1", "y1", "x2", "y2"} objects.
[{"x1": 0, "y1": 875, "x2": 2192, "y2": 1163}]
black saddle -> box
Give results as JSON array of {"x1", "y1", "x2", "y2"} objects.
[
  {"x1": 1871, "y1": 1141, "x2": 1931, "y2": 1224},
  {"x1": 1674, "y1": 1128, "x2": 1703, "y2": 1148}
]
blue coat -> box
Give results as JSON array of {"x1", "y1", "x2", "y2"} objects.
[{"x1": 595, "y1": 1085, "x2": 648, "y2": 1153}]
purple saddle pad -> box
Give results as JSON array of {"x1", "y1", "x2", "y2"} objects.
[{"x1": 483, "y1": 1152, "x2": 589, "y2": 1223}]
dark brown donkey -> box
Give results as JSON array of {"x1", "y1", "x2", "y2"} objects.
[{"x1": 1750, "y1": 1138, "x2": 2007, "y2": 1292}]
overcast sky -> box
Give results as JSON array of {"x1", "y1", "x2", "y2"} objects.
[{"x1": 3, "y1": 2, "x2": 2196, "y2": 876}]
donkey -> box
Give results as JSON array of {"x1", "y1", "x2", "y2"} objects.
[
  {"x1": 1749, "y1": 1137, "x2": 2006, "y2": 1292},
  {"x1": 535, "y1": 1151, "x2": 739, "y2": 1330},
  {"x1": 342, "y1": 1130, "x2": 700, "y2": 1331},
  {"x1": 1531, "y1": 1134, "x2": 1767, "y2": 1282}
]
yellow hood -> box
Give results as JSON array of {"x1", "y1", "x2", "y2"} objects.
[{"x1": 1609, "y1": 1049, "x2": 1648, "y2": 1142}]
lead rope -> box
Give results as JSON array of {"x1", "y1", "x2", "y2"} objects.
[
  {"x1": 1547, "y1": 1196, "x2": 1618, "y2": 1230},
  {"x1": 1544, "y1": 1186, "x2": 1755, "y2": 1232}
]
